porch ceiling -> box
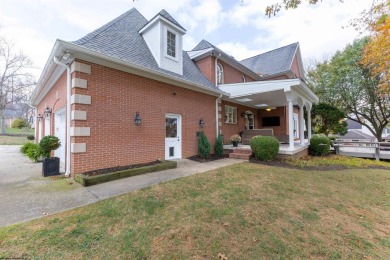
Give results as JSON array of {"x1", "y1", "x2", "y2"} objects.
[{"x1": 219, "y1": 78, "x2": 319, "y2": 109}]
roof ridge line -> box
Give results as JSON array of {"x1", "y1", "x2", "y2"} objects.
[{"x1": 73, "y1": 8, "x2": 144, "y2": 45}]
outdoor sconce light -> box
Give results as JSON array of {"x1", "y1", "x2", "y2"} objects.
[
  {"x1": 37, "y1": 114, "x2": 43, "y2": 122},
  {"x1": 199, "y1": 119, "x2": 205, "y2": 128},
  {"x1": 134, "y1": 112, "x2": 141, "y2": 126},
  {"x1": 44, "y1": 107, "x2": 52, "y2": 117}
]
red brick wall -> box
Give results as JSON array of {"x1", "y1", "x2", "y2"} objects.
[
  {"x1": 36, "y1": 72, "x2": 68, "y2": 144},
  {"x1": 218, "y1": 60, "x2": 255, "y2": 84},
  {"x1": 195, "y1": 56, "x2": 215, "y2": 85},
  {"x1": 219, "y1": 100, "x2": 259, "y2": 144},
  {"x1": 71, "y1": 60, "x2": 217, "y2": 174},
  {"x1": 195, "y1": 56, "x2": 255, "y2": 85},
  {"x1": 290, "y1": 54, "x2": 301, "y2": 78}
]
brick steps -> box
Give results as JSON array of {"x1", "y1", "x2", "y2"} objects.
[{"x1": 228, "y1": 148, "x2": 252, "y2": 160}]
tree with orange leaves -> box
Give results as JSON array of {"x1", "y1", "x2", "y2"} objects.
[{"x1": 361, "y1": 0, "x2": 390, "y2": 92}]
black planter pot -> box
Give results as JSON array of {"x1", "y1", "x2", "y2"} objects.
[
  {"x1": 42, "y1": 157, "x2": 60, "y2": 177},
  {"x1": 232, "y1": 141, "x2": 239, "y2": 147}
]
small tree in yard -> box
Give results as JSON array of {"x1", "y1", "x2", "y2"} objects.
[
  {"x1": 11, "y1": 118, "x2": 28, "y2": 129},
  {"x1": 311, "y1": 103, "x2": 348, "y2": 136},
  {"x1": 214, "y1": 134, "x2": 224, "y2": 158},
  {"x1": 198, "y1": 132, "x2": 210, "y2": 159}
]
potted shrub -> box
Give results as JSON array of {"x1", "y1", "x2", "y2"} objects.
[
  {"x1": 39, "y1": 135, "x2": 61, "y2": 177},
  {"x1": 230, "y1": 134, "x2": 242, "y2": 147}
]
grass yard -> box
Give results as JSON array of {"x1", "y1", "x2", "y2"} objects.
[
  {"x1": 5, "y1": 127, "x2": 34, "y2": 135},
  {"x1": 1, "y1": 162, "x2": 389, "y2": 259},
  {"x1": 0, "y1": 135, "x2": 31, "y2": 145}
]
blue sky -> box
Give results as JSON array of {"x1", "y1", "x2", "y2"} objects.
[{"x1": 1, "y1": 0, "x2": 370, "y2": 78}]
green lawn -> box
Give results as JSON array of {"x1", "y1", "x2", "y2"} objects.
[
  {"x1": 0, "y1": 135, "x2": 31, "y2": 145},
  {"x1": 5, "y1": 127, "x2": 34, "y2": 135},
  {"x1": 1, "y1": 162, "x2": 389, "y2": 259},
  {"x1": 0, "y1": 128, "x2": 34, "y2": 145}
]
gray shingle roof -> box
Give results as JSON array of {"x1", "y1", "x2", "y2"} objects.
[
  {"x1": 338, "y1": 130, "x2": 373, "y2": 140},
  {"x1": 158, "y1": 9, "x2": 186, "y2": 31},
  {"x1": 72, "y1": 8, "x2": 217, "y2": 91},
  {"x1": 192, "y1": 39, "x2": 213, "y2": 51},
  {"x1": 240, "y1": 42, "x2": 299, "y2": 76},
  {"x1": 346, "y1": 119, "x2": 363, "y2": 130}
]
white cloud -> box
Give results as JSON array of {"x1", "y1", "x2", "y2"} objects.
[{"x1": 216, "y1": 42, "x2": 263, "y2": 61}]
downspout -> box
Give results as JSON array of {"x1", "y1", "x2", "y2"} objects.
[
  {"x1": 214, "y1": 52, "x2": 222, "y2": 137},
  {"x1": 53, "y1": 55, "x2": 72, "y2": 177}
]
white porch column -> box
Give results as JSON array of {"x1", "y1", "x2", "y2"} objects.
[
  {"x1": 288, "y1": 100, "x2": 294, "y2": 149},
  {"x1": 307, "y1": 109, "x2": 312, "y2": 141},
  {"x1": 299, "y1": 105, "x2": 305, "y2": 145}
]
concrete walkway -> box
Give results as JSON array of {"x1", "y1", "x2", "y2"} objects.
[{"x1": 0, "y1": 145, "x2": 243, "y2": 227}]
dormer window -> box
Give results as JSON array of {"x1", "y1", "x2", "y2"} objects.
[
  {"x1": 167, "y1": 30, "x2": 176, "y2": 58},
  {"x1": 217, "y1": 63, "x2": 224, "y2": 84}
]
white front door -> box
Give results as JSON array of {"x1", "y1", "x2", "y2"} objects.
[
  {"x1": 165, "y1": 114, "x2": 182, "y2": 160},
  {"x1": 55, "y1": 108, "x2": 66, "y2": 166}
]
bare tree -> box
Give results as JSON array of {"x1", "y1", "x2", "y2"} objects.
[{"x1": 0, "y1": 36, "x2": 35, "y2": 134}]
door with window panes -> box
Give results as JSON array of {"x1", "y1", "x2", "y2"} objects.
[{"x1": 165, "y1": 114, "x2": 182, "y2": 159}]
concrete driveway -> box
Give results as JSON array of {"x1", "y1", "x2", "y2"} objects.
[{"x1": 0, "y1": 145, "x2": 243, "y2": 227}]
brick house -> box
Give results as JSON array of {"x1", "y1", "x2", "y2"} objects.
[{"x1": 31, "y1": 8, "x2": 318, "y2": 177}]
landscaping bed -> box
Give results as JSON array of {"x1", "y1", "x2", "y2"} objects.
[
  {"x1": 75, "y1": 160, "x2": 177, "y2": 186},
  {"x1": 187, "y1": 154, "x2": 227, "y2": 163},
  {"x1": 250, "y1": 154, "x2": 390, "y2": 171}
]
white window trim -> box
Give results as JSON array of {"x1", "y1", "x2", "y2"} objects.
[
  {"x1": 217, "y1": 63, "x2": 224, "y2": 84},
  {"x1": 242, "y1": 75, "x2": 246, "y2": 82},
  {"x1": 164, "y1": 27, "x2": 179, "y2": 62},
  {"x1": 225, "y1": 105, "x2": 237, "y2": 124}
]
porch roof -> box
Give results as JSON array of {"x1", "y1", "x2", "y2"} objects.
[{"x1": 219, "y1": 78, "x2": 319, "y2": 109}]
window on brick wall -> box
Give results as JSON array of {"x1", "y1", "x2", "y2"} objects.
[{"x1": 225, "y1": 105, "x2": 237, "y2": 124}]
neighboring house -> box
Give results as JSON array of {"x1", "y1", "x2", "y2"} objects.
[
  {"x1": 344, "y1": 118, "x2": 390, "y2": 141},
  {"x1": 3, "y1": 103, "x2": 34, "y2": 128},
  {"x1": 337, "y1": 129, "x2": 376, "y2": 142},
  {"x1": 31, "y1": 8, "x2": 318, "y2": 176}
]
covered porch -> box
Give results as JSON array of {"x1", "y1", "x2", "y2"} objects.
[{"x1": 219, "y1": 78, "x2": 319, "y2": 151}]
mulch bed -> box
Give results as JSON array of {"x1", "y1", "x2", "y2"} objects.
[
  {"x1": 82, "y1": 160, "x2": 163, "y2": 176},
  {"x1": 249, "y1": 156, "x2": 390, "y2": 171},
  {"x1": 187, "y1": 154, "x2": 228, "y2": 163},
  {"x1": 249, "y1": 158, "x2": 349, "y2": 171}
]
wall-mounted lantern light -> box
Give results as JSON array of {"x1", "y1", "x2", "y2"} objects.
[
  {"x1": 44, "y1": 107, "x2": 52, "y2": 117},
  {"x1": 199, "y1": 119, "x2": 205, "y2": 128},
  {"x1": 37, "y1": 114, "x2": 43, "y2": 122},
  {"x1": 134, "y1": 112, "x2": 141, "y2": 126}
]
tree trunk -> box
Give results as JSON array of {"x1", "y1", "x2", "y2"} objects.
[{"x1": 0, "y1": 111, "x2": 6, "y2": 135}]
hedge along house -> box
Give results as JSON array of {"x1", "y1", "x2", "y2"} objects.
[{"x1": 31, "y1": 8, "x2": 318, "y2": 177}]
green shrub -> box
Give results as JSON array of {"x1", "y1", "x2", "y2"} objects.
[
  {"x1": 26, "y1": 144, "x2": 41, "y2": 162},
  {"x1": 198, "y1": 132, "x2": 211, "y2": 159},
  {"x1": 309, "y1": 135, "x2": 330, "y2": 156},
  {"x1": 11, "y1": 118, "x2": 28, "y2": 129},
  {"x1": 39, "y1": 135, "x2": 61, "y2": 158},
  {"x1": 20, "y1": 142, "x2": 35, "y2": 154},
  {"x1": 27, "y1": 135, "x2": 35, "y2": 140},
  {"x1": 250, "y1": 136, "x2": 280, "y2": 161},
  {"x1": 214, "y1": 134, "x2": 224, "y2": 158}
]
